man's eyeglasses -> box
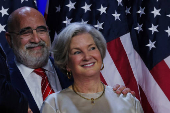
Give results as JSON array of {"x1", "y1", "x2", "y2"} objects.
[{"x1": 9, "y1": 26, "x2": 49, "y2": 38}]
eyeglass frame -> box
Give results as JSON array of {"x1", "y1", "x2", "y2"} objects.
[{"x1": 8, "y1": 25, "x2": 49, "y2": 37}]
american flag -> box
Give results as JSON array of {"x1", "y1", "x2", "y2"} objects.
[
  {"x1": 0, "y1": 0, "x2": 37, "y2": 62},
  {"x1": 46, "y1": 0, "x2": 170, "y2": 112}
]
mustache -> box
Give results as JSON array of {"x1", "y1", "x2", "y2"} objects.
[{"x1": 25, "y1": 41, "x2": 46, "y2": 49}]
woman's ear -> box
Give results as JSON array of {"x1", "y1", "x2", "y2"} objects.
[{"x1": 66, "y1": 64, "x2": 71, "y2": 72}]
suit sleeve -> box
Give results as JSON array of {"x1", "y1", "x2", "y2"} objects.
[{"x1": 0, "y1": 48, "x2": 28, "y2": 113}]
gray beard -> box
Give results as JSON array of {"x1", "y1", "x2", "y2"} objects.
[{"x1": 12, "y1": 41, "x2": 50, "y2": 69}]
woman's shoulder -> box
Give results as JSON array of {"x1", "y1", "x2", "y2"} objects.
[
  {"x1": 44, "y1": 88, "x2": 69, "y2": 102},
  {"x1": 43, "y1": 92, "x2": 60, "y2": 105},
  {"x1": 105, "y1": 85, "x2": 143, "y2": 112},
  {"x1": 41, "y1": 87, "x2": 72, "y2": 109},
  {"x1": 105, "y1": 85, "x2": 138, "y2": 102}
]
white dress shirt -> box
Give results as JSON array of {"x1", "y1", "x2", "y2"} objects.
[{"x1": 15, "y1": 59, "x2": 62, "y2": 109}]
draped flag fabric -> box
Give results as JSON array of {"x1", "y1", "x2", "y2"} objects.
[
  {"x1": 0, "y1": 0, "x2": 37, "y2": 62},
  {"x1": 46, "y1": 0, "x2": 170, "y2": 112}
]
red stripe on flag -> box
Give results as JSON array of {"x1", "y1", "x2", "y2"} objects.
[
  {"x1": 150, "y1": 60, "x2": 170, "y2": 101},
  {"x1": 44, "y1": 13, "x2": 47, "y2": 20},
  {"x1": 139, "y1": 86, "x2": 154, "y2": 113},
  {"x1": 100, "y1": 73, "x2": 107, "y2": 85},
  {"x1": 107, "y1": 38, "x2": 140, "y2": 99}
]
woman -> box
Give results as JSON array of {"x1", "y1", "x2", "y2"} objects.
[{"x1": 41, "y1": 22, "x2": 143, "y2": 113}]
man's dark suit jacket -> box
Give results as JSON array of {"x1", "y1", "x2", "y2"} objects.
[
  {"x1": 8, "y1": 56, "x2": 73, "y2": 113},
  {"x1": 0, "y1": 46, "x2": 28, "y2": 113}
]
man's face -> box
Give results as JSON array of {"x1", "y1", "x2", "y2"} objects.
[{"x1": 11, "y1": 10, "x2": 51, "y2": 68}]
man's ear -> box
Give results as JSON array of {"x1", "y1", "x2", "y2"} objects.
[{"x1": 5, "y1": 32, "x2": 12, "y2": 48}]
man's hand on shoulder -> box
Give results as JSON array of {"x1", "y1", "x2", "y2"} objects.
[{"x1": 113, "y1": 84, "x2": 135, "y2": 96}]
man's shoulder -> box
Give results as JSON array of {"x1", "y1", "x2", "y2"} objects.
[
  {"x1": 0, "y1": 46, "x2": 6, "y2": 60},
  {"x1": 7, "y1": 58, "x2": 16, "y2": 68}
]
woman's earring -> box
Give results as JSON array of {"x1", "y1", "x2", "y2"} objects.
[
  {"x1": 101, "y1": 63, "x2": 104, "y2": 70},
  {"x1": 67, "y1": 71, "x2": 72, "y2": 79}
]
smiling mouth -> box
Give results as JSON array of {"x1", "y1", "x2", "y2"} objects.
[
  {"x1": 82, "y1": 63, "x2": 95, "y2": 67},
  {"x1": 26, "y1": 45, "x2": 43, "y2": 50}
]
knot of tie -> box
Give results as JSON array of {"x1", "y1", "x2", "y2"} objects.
[{"x1": 34, "y1": 68, "x2": 46, "y2": 78}]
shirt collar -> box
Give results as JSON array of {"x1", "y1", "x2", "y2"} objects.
[
  {"x1": 15, "y1": 59, "x2": 54, "y2": 77},
  {"x1": 43, "y1": 59, "x2": 55, "y2": 74}
]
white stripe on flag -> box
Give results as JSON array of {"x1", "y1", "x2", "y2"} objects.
[
  {"x1": 120, "y1": 33, "x2": 139, "y2": 83},
  {"x1": 101, "y1": 49, "x2": 125, "y2": 86},
  {"x1": 164, "y1": 55, "x2": 170, "y2": 69}
]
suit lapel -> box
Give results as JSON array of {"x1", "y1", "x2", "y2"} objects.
[{"x1": 8, "y1": 59, "x2": 40, "y2": 113}]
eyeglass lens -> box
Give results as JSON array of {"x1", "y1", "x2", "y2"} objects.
[{"x1": 19, "y1": 26, "x2": 48, "y2": 36}]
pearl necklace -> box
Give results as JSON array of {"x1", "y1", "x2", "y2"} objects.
[{"x1": 72, "y1": 82, "x2": 105, "y2": 104}]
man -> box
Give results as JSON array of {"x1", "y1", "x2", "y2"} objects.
[
  {"x1": 5, "y1": 7, "x2": 134, "y2": 113},
  {"x1": 0, "y1": 44, "x2": 32, "y2": 113},
  {"x1": 5, "y1": 6, "x2": 71, "y2": 113}
]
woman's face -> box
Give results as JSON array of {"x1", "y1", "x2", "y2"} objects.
[{"x1": 66, "y1": 33, "x2": 102, "y2": 78}]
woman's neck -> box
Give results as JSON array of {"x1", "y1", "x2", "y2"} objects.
[{"x1": 72, "y1": 77, "x2": 103, "y2": 93}]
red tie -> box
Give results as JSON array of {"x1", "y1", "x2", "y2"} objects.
[{"x1": 34, "y1": 68, "x2": 54, "y2": 100}]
